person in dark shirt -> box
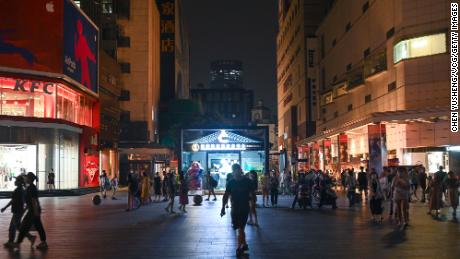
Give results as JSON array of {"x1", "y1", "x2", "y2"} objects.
[
  {"x1": 221, "y1": 164, "x2": 252, "y2": 256},
  {"x1": 357, "y1": 167, "x2": 368, "y2": 200},
  {"x1": 15, "y1": 172, "x2": 47, "y2": 250},
  {"x1": 1, "y1": 176, "x2": 35, "y2": 248}
]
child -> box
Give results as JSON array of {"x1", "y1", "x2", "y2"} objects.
[
  {"x1": 1, "y1": 176, "x2": 36, "y2": 248},
  {"x1": 178, "y1": 173, "x2": 189, "y2": 213}
]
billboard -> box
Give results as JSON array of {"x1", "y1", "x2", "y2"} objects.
[
  {"x1": 0, "y1": 0, "x2": 63, "y2": 73},
  {"x1": 63, "y1": 0, "x2": 99, "y2": 94},
  {"x1": 0, "y1": 0, "x2": 98, "y2": 94},
  {"x1": 368, "y1": 124, "x2": 387, "y2": 175}
]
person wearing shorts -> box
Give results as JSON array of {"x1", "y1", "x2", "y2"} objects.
[{"x1": 221, "y1": 164, "x2": 252, "y2": 257}]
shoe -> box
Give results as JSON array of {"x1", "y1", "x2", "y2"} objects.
[
  {"x1": 183, "y1": 209, "x2": 187, "y2": 213},
  {"x1": 242, "y1": 244, "x2": 249, "y2": 251},
  {"x1": 112, "y1": 197, "x2": 117, "y2": 200},
  {"x1": 213, "y1": 198, "x2": 217, "y2": 201},
  {"x1": 36, "y1": 242, "x2": 48, "y2": 250},
  {"x1": 3, "y1": 241, "x2": 14, "y2": 248},
  {"x1": 205, "y1": 198, "x2": 209, "y2": 201},
  {"x1": 125, "y1": 208, "x2": 130, "y2": 212},
  {"x1": 28, "y1": 235, "x2": 37, "y2": 248},
  {"x1": 236, "y1": 248, "x2": 244, "y2": 256},
  {"x1": 170, "y1": 210, "x2": 176, "y2": 214}
]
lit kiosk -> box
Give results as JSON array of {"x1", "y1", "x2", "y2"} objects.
[{"x1": 181, "y1": 128, "x2": 269, "y2": 190}]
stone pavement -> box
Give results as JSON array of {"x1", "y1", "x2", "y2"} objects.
[{"x1": 0, "y1": 192, "x2": 459, "y2": 259}]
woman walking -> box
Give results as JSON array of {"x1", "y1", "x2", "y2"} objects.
[
  {"x1": 178, "y1": 172, "x2": 189, "y2": 213},
  {"x1": 393, "y1": 168, "x2": 410, "y2": 230},
  {"x1": 140, "y1": 171, "x2": 151, "y2": 205},
  {"x1": 369, "y1": 171, "x2": 384, "y2": 223},
  {"x1": 126, "y1": 173, "x2": 139, "y2": 211},
  {"x1": 261, "y1": 172, "x2": 270, "y2": 207},
  {"x1": 269, "y1": 172, "x2": 279, "y2": 207},
  {"x1": 153, "y1": 172, "x2": 162, "y2": 202},
  {"x1": 428, "y1": 173, "x2": 444, "y2": 216},
  {"x1": 346, "y1": 170, "x2": 357, "y2": 207},
  {"x1": 446, "y1": 171, "x2": 459, "y2": 217}
]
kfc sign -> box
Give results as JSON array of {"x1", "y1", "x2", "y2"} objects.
[{"x1": 13, "y1": 79, "x2": 55, "y2": 94}]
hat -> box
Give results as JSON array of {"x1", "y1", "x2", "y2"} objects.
[{"x1": 26, "y1": 172, "x2": 37, "y2": 181}]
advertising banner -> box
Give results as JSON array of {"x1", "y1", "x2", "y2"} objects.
[
  {"x1": 368, "y1": 124, "x2": 387, "y2": 175},
  {"x1": 0, "y1": 0, "x2": 63, "y2": 73},
  {"x1": 63, "y1": 0, "x2": 99, "y2": 94},
  {"x1": 323, "y1": 139, "x2": 332, "y2": 167},
  {"x1": 312, "y1": 142, "x2": 320, "y2": 170},
  {"x1": 339, "y1": 134, "x2": 348, "y2": 163}
]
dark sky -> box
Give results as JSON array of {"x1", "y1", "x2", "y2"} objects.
[{"x1": 182, "y1": 0, "x2": 278, "y2": 110}]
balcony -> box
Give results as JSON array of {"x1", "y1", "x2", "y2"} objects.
[{"x1": 364, "y1": 51, "x2": 387, "y2": 79}]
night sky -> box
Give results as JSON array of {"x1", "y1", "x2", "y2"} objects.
[{"x1": 182, "y1": 0, "x2": 278, "y2": 111}]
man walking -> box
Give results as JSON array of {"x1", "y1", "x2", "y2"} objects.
[
  {"x1": 357, "y1": 167, "x2": 368, "y2": 200},
  {"x1": 221, "y1": 164, "x2": 253, "y2": 256}
]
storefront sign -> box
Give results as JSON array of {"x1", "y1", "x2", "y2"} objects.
[
  {"x1": 198, "y1": 143, "x2": 247, "y2": 151},
  {"x1": 339, "y1": 134, "x2": 348, "y2": 163},
  {"x1": 13, "y1": 79, "x2": 55, "y2": 94}
]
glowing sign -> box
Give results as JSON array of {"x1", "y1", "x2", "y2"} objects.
[
  {"x1": 217, "y1": 130, "x2": 230, "y2": 143},
  {"x1": 191, "y1": 143, "x2": 200, "y2": 152},
  {"x1": 195, "y1": 143, "x2": 247, "y2": 151}
]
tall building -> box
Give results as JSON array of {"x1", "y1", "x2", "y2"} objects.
[
  {"x1": 276, "y1": 0, "x2": 333, "y2": 170},
  {"x1": 210, "y1": 60, "x2": 243, "y2": 89},
  {"x1": 294, "y1": 0, "x2": 459, "y2": 174},
  {"x1": 190, "y1": 87, "x2": 254, "y2": 127},
  {"x1": 0, "y1": 0, "x2": 100, "y2": 190}
]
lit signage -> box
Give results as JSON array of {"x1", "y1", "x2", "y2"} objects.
[
  {"x1": 217, "y1": 130, "x2": 230, "y2": 143},
  {"x1": 191, "y1": 143, "x2": 247, "y2": 151},
  {"x1": 13, "y1": 79, "x2": 55, "y2": 94}
]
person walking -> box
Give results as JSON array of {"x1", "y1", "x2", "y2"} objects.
[
  {"x1": 418, "y1": 166, "x2": 428, "y2": 203},
  {"x1": 99, "y1": 170, "x2": 108, "y2": 199},
  {"x1": 269, "y1": 172, "x2": 279, "y2": 207},
  {"x1": 446, "y1": 171, "x2": 459, "y2": 217},
  {"x1": 126, "y1": 173, "x2": 139, "y2": 211},
  {"x1": 369, "y1": 171, "x2": 384, "y2": 223},
  {"x1": 47, "y1": 169, "x2": 55, "y2": 191},
  {"x1": 393, "y1": 168, "x2": 410, "y2": 230},
  {"x1": 1, "y1": 176, "x2": 36, "y2": 248},
  {"x1": 161, "y1": 171, "x2": 168, "y2": 202},
  {"x1": 247, "y1": 170, "x2": 259, "y2": 226},
  {"x1": 221, "y1": 164, "x2": 253, "y2": 256},
  {"x1": 357, "y1": 167, "x2": 368, "y2": 200},
  {"x1": 14, "y1": 172, "x2": 47, "y2": 250},
  {"x1": 140, "y1": 171, "x2": 151, "y2": 205},
  {"x1": 110, "y1": 175, "x2": 118, "y2": 200},
  {"x1": 153, "y1": 172, "x2": 162, "y2": 202},
  {"x1": 435, "y1": 166, "x2": 448, "y2": 201},
  {"x1": 205, "y1": 172, "x2": 217, "y2": 201},
  {"x1": 346, "y1": 170, "x2": 357, "y2": 207},
  {"x1": 178, "y1": 172, "x2": 189, "y2": 213},
  {"x1": 428, "y1": 171, "x2": 444, "y2": 217},
  {"x1": 164, "y1": 171, "x2": 176, "y2": 214},
  {"x1": 409, "y1": 168, "x2": 419, "y2": 201},
  {"x1": 261, "y1": 172, "x2": 270, "y2": 207}
]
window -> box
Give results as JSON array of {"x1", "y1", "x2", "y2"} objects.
[
  {"x1": 73, "y1": 0, "x2": 81, "y2": 7},
  {"x1": 119, "y1": 90, "x2": 130, "y2": 101},
  {"x1": 365, "y1": 94, "x2": 372, "y2": 104},
  {"x1": 362, "y1": 1, "x2": 369, "y2": 13},
  {"x1": 388, "y1": 81, "x2": 397, "y2": 92},
  {"x1": 348, "y1": 104, "x2": 353, "y2": 111},
  {"x1": 101, "y1": 0, "x2": 113, "y2": 14},
  {"x1": 118, "y1": 36, "x2": 130, "y2": 47},
  {"x1": 120, "y1": 62, "x2": 131, "y2": 73},
  {"x1": 393, "y1": 33, "x2": 447, "y2": 63},
  {"x1": 118, "y1": 0, "x2": 130, "y2": 19},
  {"x1": 386, "y1": 27, "x2": 395, "y2": 39}
]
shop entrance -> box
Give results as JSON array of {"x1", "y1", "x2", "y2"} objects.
[
  {"x1": 0, "y1": 144, "x2": 37, "y2": 191},
  {"x1": 208, "y1": 152, "x2": 240, "y2": 190}
]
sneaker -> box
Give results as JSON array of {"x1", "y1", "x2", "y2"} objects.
[
  {"x1": 28, "y1": 235, "x2": 37, "y2": 248},
  {"x1": 36, "y1": 242, "x2": 48, "y2": 250}
]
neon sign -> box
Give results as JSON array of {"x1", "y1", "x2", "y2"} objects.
[
  {"x1": 217, "y1": 130, "x2": 230, "y2": 143},
  {"x1": 13, "y1": 79, "x2": 55, "y2": 94},
  {"x1": 198, "y1": 143, "x2": 246, "y2": 151}
]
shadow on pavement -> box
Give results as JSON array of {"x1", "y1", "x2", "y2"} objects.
[{"x1": 382, "y1": 229, "x2": 407, "y2": 249}]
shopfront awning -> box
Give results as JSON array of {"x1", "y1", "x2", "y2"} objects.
[{"x1": 298, "y1": 108, "x2": 449, "y2": 145}]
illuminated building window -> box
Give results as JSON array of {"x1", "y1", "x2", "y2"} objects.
[
  {"x1": 73, "y1": 0, "x2": 81, "y2": 7},
  {"x1": 393, "y1": 33, "x2": 447, "y2": 63}
]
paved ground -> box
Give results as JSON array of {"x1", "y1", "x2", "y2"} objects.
[{"x1": 0, "y1": 191, "x2": 459, "y2": 259}]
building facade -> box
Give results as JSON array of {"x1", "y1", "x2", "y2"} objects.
[
  {"x1": 276, "y1": 0, "x2": 333, "y2": 171},
  {"x1": 296, "y1": 0, "x2": 459, "y2": 174},
  {"x1": 0, "y1": 0, "x2": 100, "y2": 190}
]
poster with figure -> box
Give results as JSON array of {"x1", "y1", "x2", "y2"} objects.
[
  {"x1": 63, "y1": 0, "x2": 98, "y2": 94},
  {"x1": 324, "y1": 139, "x2": 332, "y2": 167},
  {"x1": 368, "y1": 124, "x2": 387, "y2": 175},
  {"x1": 338, "y1": 134, "x2": 348, "y2": 163}
]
